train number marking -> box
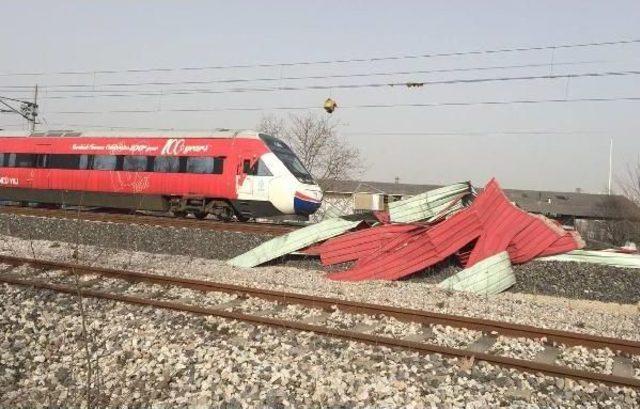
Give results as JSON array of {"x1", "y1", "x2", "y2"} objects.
[{"x1": 0, "y1": 176, "x2": 19, "y2": 186}]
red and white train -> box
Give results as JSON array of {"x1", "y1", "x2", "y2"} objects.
[{"x1": 0, "y1": 129, "x2": 323, "y2": 220}]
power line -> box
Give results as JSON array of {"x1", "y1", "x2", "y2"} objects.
[
  {"x1": 344, "y1": 130, "x2": 611, "y2": 136},
  {"x1": 39, "y1": 124, "x2": 615, "y2": 135},
  {"x1": 352, "y1": 96, "x2": 640, "y2": 109},
  {"x1": 15, "y1": 69, "x2": 640, "y2": 101},
  {"x1": 47, "y1": 96, "x2": 640, "y2": 115},
  {"x1": 1, "y1": 38, "x2": 638, "y2": 77},
  {"x1": 0, "y1": 59, "x2": 609, "y2": 91}
]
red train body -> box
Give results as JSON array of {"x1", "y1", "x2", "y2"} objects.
[{"x1": 0, "y1": 129, "x2": 323, "y2": 220}]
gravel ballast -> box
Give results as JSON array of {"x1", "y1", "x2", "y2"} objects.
[
  {"x1": 2, "y1": 284, "x2": 639, "y2": 408},
  {"x1": 1, "y1": 235, "x2": 640, "y2": 406},
  {"x1": 0, "y1": 213, "x2": 270, "y2": 259},
  {"x1": 1, "y1": 235, "x2": 638, "y2": 341},
  {"x1": 2, "y1": 213, "x2": 640, "y2": 304}
]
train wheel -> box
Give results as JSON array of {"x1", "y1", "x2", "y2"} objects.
[
  {"x1": 235, "y1": 214, "x2": 251, "y2": 222},
  {"x1": 193, "y1": 211, "x2": 207, "y2": 220}
]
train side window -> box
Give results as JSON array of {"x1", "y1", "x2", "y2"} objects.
[
  {"x1": 79, "y1": 155, "x2": 90, "y2": 170},
  {"x1": 92, "y1": 155, "x2": 117, "y2": 171},
  {"x1": 14, "y1": 153, "x2": 36, "y2": 168},
  {"x1": 154, "y1": 156, "x2": 180, "y2": 173},
  {"x1": 7, "y1": 153, "x2": 16, "y2": 167},
  {"x1": 245, "y1": 159, "x2": 271, "y2": 176},
  {"x1": 255, "y1": 159, "x2": 272, "y2": 176},
  {"x1": 47, "y1": 154, "x2": 80, "y2": 170},
  {"x1": 0, "y1": 153, "x2": 4, "y2": 167},
  {"x1": 179, "y1": 157, "x2": 188, "y2": 173},
  {"x1": 146, "y1": 156, "x2": 155, "y2": 172},
  {"x1": 213, "y1": 157, "x2": 224, "y2": 174},
  {"x1": 36, "y1": 154, "x2": 47, "y2": 168},
  {"x1": 115, "y1": 156, "x2": 124, "y2": 171},
  {"x1": 123, "y1": 155, "x2": 148, "y2": 172},
  {"x1": 186, "y1": 157, "x2": 214, "y2": 174}
]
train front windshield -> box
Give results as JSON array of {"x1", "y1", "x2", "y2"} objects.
[{"x1": 259, "y1": 134, "x2": 315, "y2": 184}]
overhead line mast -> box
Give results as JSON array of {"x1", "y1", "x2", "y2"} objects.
[{"x1": 0, "y1": 85, "x2": 39, "y2": 132}]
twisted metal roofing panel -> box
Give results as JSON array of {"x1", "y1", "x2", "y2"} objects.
[
  {"x1": 438, "y1": 251, "x2": 515, "y2": 296},
  {"x1": 228, "y1": 218, "x2": 362, "y2": 268}
]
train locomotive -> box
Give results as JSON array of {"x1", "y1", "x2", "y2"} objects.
[{"x1": 0, "y1": 129, "x2": 323, "y2": 220}]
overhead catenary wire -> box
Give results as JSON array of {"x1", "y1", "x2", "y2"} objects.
[
  {"x1": 0, "y1": 59, "x2": 610, "y2": 91},
  {"x1": 47, "y1": 96, "x2": 640, "y2": 115},
  {"x1": 9, "y1": 70, "x2": 640, "y2": 101},
  {"x1": 344, "y1": 130, "x2": 613, "y2": 136},
  {"x1": 0, "y1": 38, "x2": 638, "y2": 77},
  {"x1": 22, "y1": 123, "x2": 617, "y2": 135}
]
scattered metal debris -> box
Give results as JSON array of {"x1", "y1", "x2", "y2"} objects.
[
  {"x1": 537, "y1": 249, "x2": 640, "y2": 268},
  {"x1": 387, "y1": 182, "x2": 471, "y2": 223},
  {"x1": 439, "y1": 251, "x2": 515, "y2": 296},
  {"x1": 328, "y1": 209, "x2": 483, "y2": 281},
  {"x1": 228, "y1": 218, "x2": 362, "y2": 268},
  {"x1": 231, "y1": 179, "x2": 594, "y2": 295}
]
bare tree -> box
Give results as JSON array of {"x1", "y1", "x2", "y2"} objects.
[
  {"x1": 257, "y1": 112, "x2": 362, "y2": 190},
  {"x1": 598, "y1": 159, "x2": 640, "y2": 246},
  {"x1": 620, "y1": 159, "x2": 640, "y2": 206},
  {"x1": 595, "y1": 199, "x2": 640, "y2": 246}
]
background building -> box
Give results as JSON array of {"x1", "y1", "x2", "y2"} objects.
[{"x1": 319, "y1": 179, "x2": 640, "y2": 247}]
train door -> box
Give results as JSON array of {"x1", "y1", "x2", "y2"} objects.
[
  {"x1": 236, "y1": 154, "x2": 270, "y2": 202},
  {"x1": 33, "y1": 143, "x2": 52, "y2": 190},
  {"x1": 34, "y1": 154, "x2": 49, "y2": 189},
  {"x1": 249, "y1": 158, "x2": 270, "y2": 202},
  {"x1": 236, "y1": 153, "x2": 254, "y2": 198}
]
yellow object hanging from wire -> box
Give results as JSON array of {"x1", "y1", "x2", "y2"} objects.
[{"x1": 323, "y1": 98, "x2": 337, "y2": 113}]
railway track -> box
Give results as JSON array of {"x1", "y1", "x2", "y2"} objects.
[
  {"x1": 1, "y1": 254, "x2": 639, "y2": 389},
  {"x1": 0, "y1": 205, "x2": 298, "y2": 236}
]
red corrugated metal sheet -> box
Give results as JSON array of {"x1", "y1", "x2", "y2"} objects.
[
  {"x1": 537, "y1": 230, "x2": 585, "y2": 257},
  {"x1": 465, "y1": 179, "x2": 533, "y2": 266},
  {"x1": 328, "y1": 210, "x2": 482, "y2": 281},
  {"x1": 467, "y1": 179, "x2": 583, "y2": 266},
  {"x1": 301, "y1": 222, "x2": 371, "y2": 256},
  {"x1": 352, "y1": 225, "x2": 431, "y2": 268},
  {"x1": 506, "y1": 215, "x2": 568, "y2": 263},
  {"x1": 317, "y1": 224, "x2": 421, "y2": 266},
  {"x1": 317, "y1": 178, "x2": 583, "y2": 282}
]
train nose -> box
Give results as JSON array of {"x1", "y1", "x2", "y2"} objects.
[{"x1": 294, "y1": 189, "x2": 322, "y2": 216}]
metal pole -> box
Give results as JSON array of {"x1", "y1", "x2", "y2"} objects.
[
  {"x1": 608, "y1": 136, "x2": 613, "y2": 195},
  {"x1": 31, "y1": 84, "x2": 38, "y2": 133}
]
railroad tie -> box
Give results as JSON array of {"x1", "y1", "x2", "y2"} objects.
[
  {"x1": 0, "y1": 264, "x2": 18, "y2": 274},
  {"x1": 253, "y1": 304, "x2": 285, "y2": 317},
  {"x1": 210, "y1": 298, "x2": 245, "y2": 311},
  {"x1": 300, "y1": 311, "x2": 332, "y2": 326},
  {"x1": 611, "y1": 356, "x2": 635, "y2": 378},
  {"x1": 402, "y1": 326, "x2": 435, "y2": 343},
  {"x1": 466, "y1": 335, "x2": 499, "y2": 354},
  {"x1": 351, "y1": 322, "x2": 379, "y2": 334},
  {"x1": 533, "y1": 346, "x2": 561, "y2": 365}
]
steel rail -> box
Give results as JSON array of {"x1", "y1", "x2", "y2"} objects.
[
  {"x1": 1, "y1": 274, "x2": 638, "y2": 389},
  {"x1": 2, "y1": 254, "x2": 639, "y2": 356},
  {"x1": 0, "y1": 205, "x2": 297, "y2": 235}
]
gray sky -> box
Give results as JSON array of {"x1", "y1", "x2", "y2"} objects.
[{"x1": 1, "y1": 1, "x2": 639, "y2": 193}]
